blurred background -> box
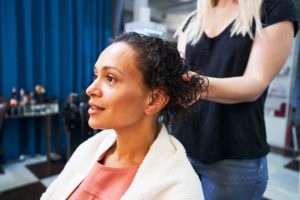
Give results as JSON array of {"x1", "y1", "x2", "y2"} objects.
[{"x1": 0, "y1": 0, "x2": 300, "y2": 199}]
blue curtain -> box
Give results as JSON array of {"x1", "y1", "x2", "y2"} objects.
[{"x1": 0, "y1": 0, "x2": 112, "y2": 161}]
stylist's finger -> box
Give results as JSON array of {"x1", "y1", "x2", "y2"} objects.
[{"x1": 182, "y1": 70, "x2": 199, "y2": 81}]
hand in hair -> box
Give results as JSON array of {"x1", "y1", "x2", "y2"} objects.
[{"x1": 182, "y1": 70, "x2": 200, "y2": 81}]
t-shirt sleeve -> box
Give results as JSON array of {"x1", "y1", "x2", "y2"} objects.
[{"x1": 261, "y1": 0, "x2": 298, "y2": 36}]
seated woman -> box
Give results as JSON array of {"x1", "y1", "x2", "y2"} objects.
[{"x1": 41, "y1": 32, "x2": 206, "y2": 200}]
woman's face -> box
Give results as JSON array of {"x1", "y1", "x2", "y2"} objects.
[{"x1": 86, "y1": 42, "x2": 151, "y2": 130}]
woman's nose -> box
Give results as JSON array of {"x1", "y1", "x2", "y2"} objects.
[{"x1": 86, "y1": 80, "x2": 101, "y2": 97}]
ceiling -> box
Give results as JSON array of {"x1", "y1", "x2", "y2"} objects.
[
  {"x1": 124, "y1": 0, "x2": 300, "y2": 41},
  {"x1": 125, "y1": 0, "x2": 300, "y2": 24},
  {"x1": 124, "y1": 0, "x2": 196, "y2": 40},
  {"x1": 146, "y1": 0, "x2": 300, "y2": 16},
  {"x1": 125, "y1": 0, "x2": 196, "y2": 21},
  {"x1": 148, "y1": 0, "x2": 196, "y2": 13}
]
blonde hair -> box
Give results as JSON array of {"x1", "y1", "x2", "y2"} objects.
[{"x1": 175, "y1": 0, "x2": 264, "y2": 45}]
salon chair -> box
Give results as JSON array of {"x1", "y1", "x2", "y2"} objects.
[{"x1": 0, "y1": 97, "x2": 8, "y2": 173}]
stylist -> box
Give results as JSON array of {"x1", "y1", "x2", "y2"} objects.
[{"x1": 173, "y1": 0, "x2": 298, "y2": 199}]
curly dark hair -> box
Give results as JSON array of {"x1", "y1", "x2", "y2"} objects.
[{"x1": 113, "y1": 32, "x2": 207, "y2": 126}]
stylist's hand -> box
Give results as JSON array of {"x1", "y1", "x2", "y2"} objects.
[
  {"x1": 182, "y1": 70, "x2": 200, "y2": 81},
  {"x1": 182, "y1": 70, "x2": 208, "y2": 103},
  {"x1": 181, "y1": 70, "x2": 209, "y2": 105}
]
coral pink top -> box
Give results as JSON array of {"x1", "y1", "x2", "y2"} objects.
[{"x1": 68, "y1": 160, "x2": 139, "y2": 200}]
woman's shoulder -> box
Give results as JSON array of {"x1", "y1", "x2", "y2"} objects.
[
  {"x1": 155, "y1": 141, "x2": 204, "y2": 199},
  {"x1": 128, "y1": 126, "x2": 204, "y2": 199},
  {"x1": 261, "y1": 0, "x2": 298, "y2": 28},
  {"x1": 163, "y1": 135, "x2": 203, "y2": 190}
]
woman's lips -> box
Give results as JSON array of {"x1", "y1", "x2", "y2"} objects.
[{"x1": 88, "y1": 102, "x2": 105, "y2": 115}]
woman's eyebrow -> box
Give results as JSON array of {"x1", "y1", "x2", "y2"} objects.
[{"x1": 94, "y1": 66, "x2": 125, "y2": 75}]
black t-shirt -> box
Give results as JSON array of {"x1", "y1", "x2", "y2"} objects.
[{"x1": 173, "y1": 0, "x2": 298, "y2": 164}]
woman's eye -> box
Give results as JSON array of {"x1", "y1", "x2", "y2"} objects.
[{"x1": 106, "y1": 74, "x2": 116, "y2": 84}]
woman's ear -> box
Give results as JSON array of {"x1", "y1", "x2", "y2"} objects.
[{"x1": 145, "y1": 89, "x2": 169, "y2": 115}]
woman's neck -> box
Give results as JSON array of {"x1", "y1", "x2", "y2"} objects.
[{"x1": 102, "y1": 121, "x2": 161, "y2": 168}]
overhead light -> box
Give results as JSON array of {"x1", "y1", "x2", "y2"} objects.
[
  {"x1": 125, "y1": 20, "x2": 167, "y2": 37},
  {"x1": 125, "y1": 1, "x2": 167, "y2": 37}
]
